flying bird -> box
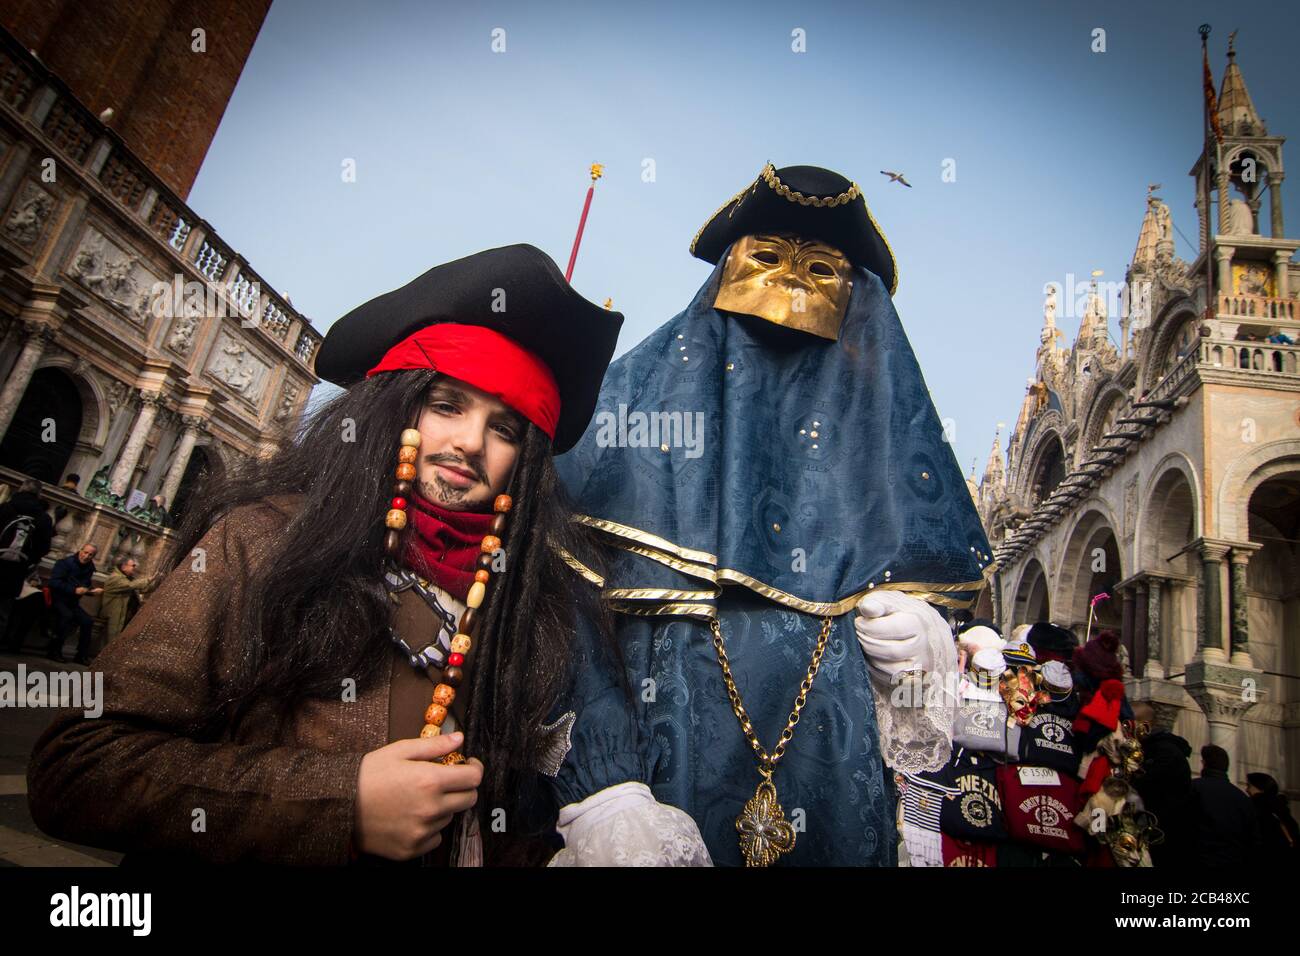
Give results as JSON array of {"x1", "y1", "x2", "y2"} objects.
[{"x1": 880, "y1": 170, "x2": 912, "y2": 188}]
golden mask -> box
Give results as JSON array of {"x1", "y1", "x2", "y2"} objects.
[{"x1": 712, "y1": 234, "x2": 853, "y2": 340}]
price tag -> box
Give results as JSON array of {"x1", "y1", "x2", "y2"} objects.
[{"x1": 1017, "y1": 766, "x2": 1061, "y2": 787}]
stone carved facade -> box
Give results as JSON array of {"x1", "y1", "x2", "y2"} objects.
[{"x1": 0, "y1": 30, "x2": 322, "y2": 580}]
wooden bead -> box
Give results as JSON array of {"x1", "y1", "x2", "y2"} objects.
[
  {"x1": 384, "y1": 530, "x2": 403, "y2": 554},
  {"x1": 466, "y1": 581, "x2": 486, "y2": 609},
  {"x1": 432, "y1": 683, "x2": 455, "y2": 707},
  {"x1": 385, "y1": 508, "x2": 407, "y2": 530},
  {"x1": 396, "y1": 462, "x2": 416, "y2": 481},
  {"x1": 480, "y1": 535, "x2": 501, "y2": 554},
  {"x1": 401, "y1": 429, "x2": 422, "y2": 448},
  {"x1": 395, "y1": 480, "x2": 412, "y2": 495},
  {"x1": 442, "y1": 666, "x2": 463, "y2": 686},
  {"x1": 398, "y1": 445, "x2": 418, "y2": 464},
  {"x1": 424, "y1": 703, "x2": 448, "y2": 726},
  {"x1": 458, "y1": 608, "x2": 477, "y2": 636},
  {"x1": 474, "y1": 569, "x2": 490, "y2": 584},
  {"x1": 494, "y1": 494, "x2": 512, "y2": 513},
  {"x1": 419, "y1": 723, "x2": 441, "y2": 738},
  {"x1": 476, "y1": 552, "x2": 494, "y2": 571},
  {"x1": 451, "y1": 634, "x2": 472, "y2": 654},
  {"x1": 490, "y1": 513, "x2": 508, "y2": 536}
]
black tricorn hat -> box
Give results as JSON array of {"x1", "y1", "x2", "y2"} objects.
[
  {"x1": 690, "y1": 163, "x2": 899, "y2": 294},
  {"x1": 315, "y1": 243, "x2": 622, "y2": 454}
]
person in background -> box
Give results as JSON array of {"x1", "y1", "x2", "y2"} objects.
[
  {"x1": 1190, "y1": 744, "x2": 1260, "y2": 867},
  {"x1": 3, "y1": 571, "x2": 54, "y2": 654},
  {"x1": 99, "y1": 556, "x2": 161, "y2": 644},
  {"x1": 1130, "y1": 701, "x2": 1194, "y2": 867},
  {"x1": 0, "y1": 479, "x2": 54, "y2": 650},
  {"x1": 46, "y1": 543, "x2": 102, "y2": 664},
  {"x1": 1246, "y1": 772, "x2": 1298, "y2": 865},
  {"x1": 1072, "y1": 628, "x2": 1134, "y2": 720}
]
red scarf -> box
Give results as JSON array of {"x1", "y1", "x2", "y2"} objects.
[{"x1": 400, "y1": 491, "x2": 494, "y2": 601}]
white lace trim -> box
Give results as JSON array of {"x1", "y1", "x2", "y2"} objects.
[{"x1": 548, "y1": 782, "x2": 713, "y2": 867}]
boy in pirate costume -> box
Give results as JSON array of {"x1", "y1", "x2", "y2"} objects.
[
  {"x1": 550, "y1": 165, "x2": 993, "y2": 866},
  {"x1": 28, "y1": 243, "x2": 651, "y2": 865}
]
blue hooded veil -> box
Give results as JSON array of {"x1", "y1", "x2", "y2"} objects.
[{"x1": 555, "y1": 248, "x2": 992, "y2": 615}]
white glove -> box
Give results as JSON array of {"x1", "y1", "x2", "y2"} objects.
[{"x1": 854, "y1": 590, "x2": 953, "y2": 685}]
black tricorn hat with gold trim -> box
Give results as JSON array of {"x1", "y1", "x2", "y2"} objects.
[{"x1": 689, "y1": 163, "x2": 898, "y2": 295}]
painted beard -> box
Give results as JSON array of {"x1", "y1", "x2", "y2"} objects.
[
  {"x1": 421, "y1": 475, "x2": 469, "y2": 505},
  {"x1": 420, "y1": 454, "x2": 487, "y2": 507}
]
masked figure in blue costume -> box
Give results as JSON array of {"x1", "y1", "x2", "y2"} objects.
[{"x1": 545, "y1": 164, "x2": 993, "y2": 866}]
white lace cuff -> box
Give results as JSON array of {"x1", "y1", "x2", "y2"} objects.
[
  {"x1": 548, "y1": 781, "x2": 713, "y2": 867},
  {"x1": 868, "y1": 600, "x2": 959, "y2": 775}
]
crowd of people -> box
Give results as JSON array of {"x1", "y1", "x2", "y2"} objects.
[{"x1": 0, "y1": 476, "x2": 160, "y2": 663}]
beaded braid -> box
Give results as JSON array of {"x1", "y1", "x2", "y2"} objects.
[{"x1": 383, "y1": 426, "x2": 513, "y2": 766}]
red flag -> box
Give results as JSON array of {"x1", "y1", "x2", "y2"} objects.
[{"x1": 1203, "y1": 43, "x2": 1223, "y2": 143}]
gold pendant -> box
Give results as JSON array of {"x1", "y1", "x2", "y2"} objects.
[{"x1": 735, "y1": 772, "x2": 796, "y2": 867}]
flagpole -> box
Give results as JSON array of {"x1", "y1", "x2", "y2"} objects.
[
  {"x1": 1199, "y1": 24, "x2": 1215, "y2": 323},
  {"x1": 565, "y1": 163, "x2": 604, "y2": 282}
]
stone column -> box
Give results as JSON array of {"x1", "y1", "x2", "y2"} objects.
[
  {"x1": 1215, "y1": 246, "x2": 1235, "y2": 303},
  {"x1": 1133, "y1": 581, "x2": 1149, "y2": 677},
  {"x1": 1274, "y1": 249, "x2": 1291, "y2": 301},
  {"x1": 991, "y1": 570, "x2": 1003, "y2": 632},
  {"x1": 158, "y1": 415, "x2": 207, "y2": 508},
  {"x1": 1217, "y1": 158, "x2": 1232, "y2": 234},
  {"x1": 1145, "y1": 578, "x2": 1165, "y2": 678},
  {"x1": 1186, "y1": 541, "x2": 1267, "y2": 782},
  {"x1": 0, "y1": 142, "x2": 33, "y2": 212},
  {"x1": 1198, "y1": 541, "x2": 1230, "y2": 662},
  {"x1": 1121, "y1": 585, "x2": 1135, "y2": 667},
  {"x1": 1228, "y1": 544, "x2": 1260, "y2": 668},
  {"x1": 109, "y1": 390, "x2": 163, "y2": 497},
  {"x1": 1270, "y1": 173, "x2": 1284, "y2": 239},
  {"x1": 1185, "y1": 678, "x2": 1263, "y2": 783},
  {"x1": 0, "y1": 321, "x2": 57, "y2": 441}
]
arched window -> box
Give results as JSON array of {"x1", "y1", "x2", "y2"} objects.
[
  {"x1": 1030, "y1": 436, "x2": 1067, "y2": 506},
  {"x1": 0, "y1": 368, "x2": 83, "y2": 483}
]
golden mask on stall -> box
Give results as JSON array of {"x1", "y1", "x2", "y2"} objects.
[
  {"x1": 998, "y1": 665, "x2": 1041, "y2": 725},
  {"x1": 712, "y1": 233, "x2": 853, "y2": 340}
]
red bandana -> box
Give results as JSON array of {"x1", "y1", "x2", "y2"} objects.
[
  {"x1": 366, "y1": 323, "x2": 560, "y2": 439},
  {"x1": 400, "y1": 491, "x2": 494, "y2": 601}
]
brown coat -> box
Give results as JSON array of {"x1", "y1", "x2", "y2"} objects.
[
  {"x1": 98, "y1": 568, "x2": 154, "y2": 642},
  {"x1": 26, "y1": 493, "x2": 484, "y2": 865}
]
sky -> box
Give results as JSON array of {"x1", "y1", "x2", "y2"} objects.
[{"x1": 188, "y1": 0, "x2": 1300, "y2": 483}]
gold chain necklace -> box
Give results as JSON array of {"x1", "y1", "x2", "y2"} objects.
[{"x1": 709, "y1": 615, "x2": 833, "y2": 867}]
